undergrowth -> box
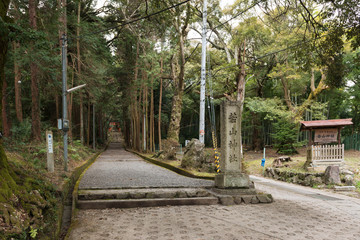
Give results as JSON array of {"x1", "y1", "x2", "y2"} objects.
[{"x1": 1, "y1": 135, "x2": 96, "y2": 239}]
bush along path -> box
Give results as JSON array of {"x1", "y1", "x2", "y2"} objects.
[{"x1": 0, "y1": 138, "x2": 100, "y2": 240}]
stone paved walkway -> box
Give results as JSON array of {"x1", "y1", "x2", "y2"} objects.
[
  {"x1": 68, "y1": 142, "x2": 360, "y2": 240},
  {"x1": 79, "y1": 143, "x2": 213, "y2": 189}
]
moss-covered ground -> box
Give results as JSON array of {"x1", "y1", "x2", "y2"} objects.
[{"x1": 0, "y1": 139, "x2": 98, "y2": 240}]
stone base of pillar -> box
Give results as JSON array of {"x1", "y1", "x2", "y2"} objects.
[{"x1": 215, "y1": 172, "x2": 250, "y2": 189}]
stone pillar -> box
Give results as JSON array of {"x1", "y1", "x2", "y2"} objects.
[
  {"x1": 215, "y1": 101, "x2": 250, "y2": 188},
  {"x1": 46, "y1": 130, "x2": 54, "y2": 172}
]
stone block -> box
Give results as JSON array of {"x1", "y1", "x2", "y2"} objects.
[
  {"x1": 251, "y1": 196, "x2": 260, "y2": 204},
  {"x1": 215, "y1": 172, "x2": 250, "y2": 188},
  {"x1": 219, "y1": 195, "x2": 234, "y2": 206},
  {"x1": 129, "y1": 192, "x2": 146, "y2": 199},
  {"x1": 344, "y1": 175, "x2": 354, "y2": 186},
  {"x1": 340, "y1": 169, "x2": 354, "y2": 176},
  {"x1": 311, "y1": 177, "x2": 323, "y2": 186},
  {"x1": 116, "y1": 192, "x2": 130, "y2": 199},
  {"x1": 176, "y1": 191, "x2": 188, "y2": 198},
  {"x1": 196, "y1": 190, "x2": 210, "y2": 197},
  {"x1": 154, "y1": 191, "x2": 176, "y2": 199},
  {"x1": 233, "y1": 196, "x2": 243, "y2": 204},
  {"x1": 242, "y1": 196, "x2": 253, "y2": 204},
  {"x1": 334, "y1": 186, "x2": 356, "y2": 191},
  {"x1": 146, "y1": 192, "x2": 156, "y2": 199},
  {"x1": 257, "y1": 195, "x2": 271, "y2": 203},
  {"x1": 186, "y1": 189, "x2": 197, "y2": 197}
]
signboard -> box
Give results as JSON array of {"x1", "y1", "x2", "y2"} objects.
[
  {"x1": 46, "y1": 130, "x2": 54, "y2": 172},
  {"x1": 47, "y1": 132, "x2": 53, "y2": 153},
  {"x1": 314, "y1": 128, "x2": 338, "y2": 143}
]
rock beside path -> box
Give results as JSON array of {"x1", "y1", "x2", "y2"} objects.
[
  {"x1": 181, "y1": 139, "x2": 206, "y2": 169},
  {"x1": 324, "y1": 166, "x2": 341, "y2": 185}
]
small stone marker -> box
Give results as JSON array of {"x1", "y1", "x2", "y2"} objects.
[
  {"x1": 46, "y1": 130, "x2": 54, "y2": 172},
  {"x1": 215, "y1": 101, "x2": 250, "y2": 188}
]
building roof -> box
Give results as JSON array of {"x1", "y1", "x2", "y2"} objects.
[{"x1": 300, "y1": 118, "x2": 353, "y2": 130}]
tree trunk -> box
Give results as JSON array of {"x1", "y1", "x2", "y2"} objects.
[
  {"x1": 310, "y1": 68, "x2": 316, "y2": 92},
  {"x1": 2, "y1": 76, "x2": 10, "y2": 137},
  {"x1": 144, "y1": 71, "x2": 149, "y2": 151},
  {"x1": 131, "y1": 40, "x2": 140, "y2": 151},
  {"x1": 68, "y1": 65, "x2": 74, "y2": 140},
  {"x1": 77, "y1": 0, "x2": 84, "y2": 145},
  {"x1": 251, "y1": 112, "x2": 262, "y2": 151},
  {"x1": 296, "y1": 69, "x2": 328, "y2": 119},
  {"x1": 0, "y1": 0, "x2": 16, "y2": 201},
  {"x1": 87, "y1": 96, "x2": 90, "y2": 146},
  {"x1": 138, "y1": 84, "x2": 143, "y2": 151},
  {"x1": 236, "y1": 41, "x2": 246, "y2": 159},
  {"x1": 80, "y1": 93, "x2": 84, "y2": 143},
  {"x1": 150, "y1": 75, "x2": 154, "y2": 152},
  {"x1": 166, "y1": 4, "x2": 190, "y2": 143},
  {"x1": 29, "y1": 0, "x2": 41, "y2": 141},
  {"x1": 55, "y1": 94, "x2": 59, "y2": 119},
  {"x1": 167, "y1": 33, "x2": 186, "y2": 142},
  {"x1": 13, "y1": 42, "x2": 23, "y2": 123},
  {"x1": 158, "y1": 56, "x2": 163, "y2": 150},
  {"x1": 98, "y1": 110, "x2": 103, "y2": 142}
]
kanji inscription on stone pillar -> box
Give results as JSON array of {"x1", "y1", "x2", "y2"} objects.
[{"x1": 215, "y1": 101, "x2": 250, "y2": 188}]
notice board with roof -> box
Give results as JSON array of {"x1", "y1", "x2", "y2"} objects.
[{"x1": 300, "y1": 119, "x2": 353, "y2": 167}]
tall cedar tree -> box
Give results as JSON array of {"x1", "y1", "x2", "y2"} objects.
[{"x1": 29, "y1": 0, "x2": 41, "y2": 141}]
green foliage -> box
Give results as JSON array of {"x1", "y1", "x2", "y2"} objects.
[
  {"x1": 10, "y1": 119, "x2": 32, "y2": 143},
  {"x1": 29, "y1": 226, "x2": 38, "y2": 239},
  {"x1": 308, "y1": 102, "x2": 328, "y2": 120},
  {"x1": 356, "y1": 181, "x2": 360, "y2": 191},
  {"x1": 246, "y1": 97, "x2": 299, "y2": 153},
  {"x1": 246, "y1": 97, "x2": 292, "y2": 121},
  {"x1": 272, "y1": 119, "x2": 299, "y2": 154}
]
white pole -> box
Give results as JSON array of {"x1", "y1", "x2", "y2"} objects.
[{"x1": 199, "y1": 0, "x2": 207, "y2": 143}]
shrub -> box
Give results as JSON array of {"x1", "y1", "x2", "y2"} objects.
[
  {"x1": 272, "y1": 119, "x2": 299, "y2": 154},
  {"x1": 10, "y1": 119, "x2": 32, "y2": 142}
]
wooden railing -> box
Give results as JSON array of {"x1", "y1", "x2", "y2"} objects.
[{"x1": 310, "y1": 144, "x2": 344, "y2": 166}]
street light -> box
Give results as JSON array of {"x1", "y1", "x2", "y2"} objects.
[{"x1": 61, "y1": 34, "x2": 87, "y2": 171}]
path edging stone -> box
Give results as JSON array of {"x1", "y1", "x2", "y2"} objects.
[{"x1": 127, "y1": 149, "x2": 214, "y2": 180}]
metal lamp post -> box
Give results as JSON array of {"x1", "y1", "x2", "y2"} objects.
[{"x1": 61, "y1": 34, "x2": 86, "y2": 171}]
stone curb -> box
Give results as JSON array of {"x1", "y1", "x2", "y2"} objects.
[
  {"x1": 77, "y1": 197, "x2": 219, "y2": 209},
  {"x1": 78, "y1": 188, "x2": 212, "y2": 200},
  {"x1": 217, "y1": 194, "x2": 273, "y2": 205},
  {"x1": 128, "y1": 150, "x2": 274, "y2": 205},
  {"x1": 128, "y1": 149, "x2": 215, "y2": 180},
  {"x1": 62, "y1": 151, "x2": 103, "y2": 240}
]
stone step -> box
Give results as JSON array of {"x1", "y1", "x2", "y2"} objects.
[
  {"x1": 78, "y1": 188, "x2": 211, "y2": 201},
  {"x1": 77, "y1": 197, "x2": 219, "y2": 209}
]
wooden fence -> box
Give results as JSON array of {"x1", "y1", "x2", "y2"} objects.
[{"x1": 310, "y1": 144, "x2": 344, "y2": 166}]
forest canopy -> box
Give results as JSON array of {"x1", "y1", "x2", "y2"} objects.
[{"x1": 0, "y1": 0, "x2": 359, "y2": 152}]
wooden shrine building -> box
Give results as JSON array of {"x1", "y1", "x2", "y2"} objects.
[{"x1": 300, "y1": 119, "x2": 353, "y2": 167}]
